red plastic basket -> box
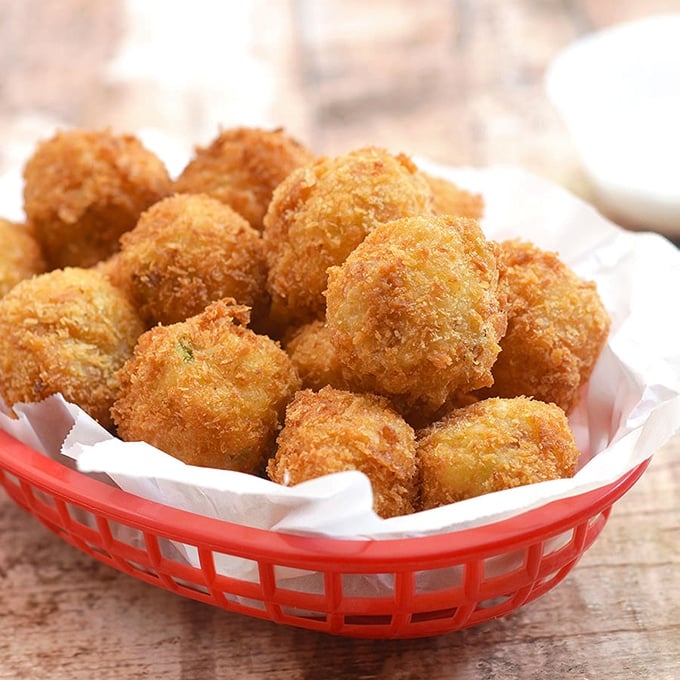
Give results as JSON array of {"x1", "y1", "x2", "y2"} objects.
[{"x1": 0, "y1": 428, "x2": 649, "y2": 639}]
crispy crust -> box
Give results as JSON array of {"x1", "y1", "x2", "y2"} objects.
[
  {"x1": 424, "y1": 173, "x2": 485, "y2": 220},
  {"x1": 111, "y1": 299, "x2": 301, "y2": 473},
  {"x1": 283, "y1": 320, "x2": 348, "y2": 392},
  {"x1": 326, "y1": 215, "x2": 507, "y2": 424},
  {"x1": 267, "y1": 386, "x2": 417, "y2": 518},
  {"x1": 0, "y1": 218, "x2": 46, "y2": 297},
  {"x1": 114, "y1": 193, "x2": 269, "y2": 328},
  {"x1": 174, "y1": 127, "x2": 314, "y2": 230},
  {"x1": 23, "y1": 128, "x2": 171, "y2": 268},
  {"x1": 0, "y1": 267, "x2": 144, "y2": 427},
  {"x1": 417, "y1": 397, "x2": 580, "y2": 508},
  {"x1": 476, "y1": 239, "x2": 611, "y2": 412}
]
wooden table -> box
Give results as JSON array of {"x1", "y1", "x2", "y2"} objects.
[{"x1": 1, "y1": 1, "x2": 679, "y2": 678}]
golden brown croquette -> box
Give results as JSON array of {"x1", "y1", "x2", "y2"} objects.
[
  {"x1": 23, "y1": 128, "x2": 171, "y2": 268},
  {"x1": 0, "y1": 218, "x2": 46, "y2": 297},
  {"x1": 0, "y1": 267, "x2": 144, "y2": 427},
  {"x1": 417, "y1": 397, "x2": 581, "y2": 508},
  {"x1": 111, "y1": 299, "x2": 301, "y2": 473},
  {"x1": 475, "y1": 239, "x2": 611, "y2": 413},
  {"x1": 423, "y1": 173, "x2": 484, "y2": 220},
  {"x1": 114, "y1": 193, "x2": 269, "y2": 327},
  {"x1": 283, "y1": 320, "x2": 348, "y2": 392},
  {"x1": 326, "y1": 215, "x2": 507, "y2": 424},
  {"x1": 267, "y1": 386, "x2": 417, "y2": 518},
  {"x1": 173, "y1": 126, "x2": 314, "y2": 230}
]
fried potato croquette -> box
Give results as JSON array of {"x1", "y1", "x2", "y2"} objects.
[
  {"x1": 8, "y1": 125, "x2": 613, "y2": 516},
  {"x1": 111, "y1": 300, "x2": 301, "y2": 473},
  {"x1": 262, "y1": 147, "x2": 434, "y2": 326},
  {"x1": 417, "y1": 397, "x2": 580, "y2": 508},
  {"x1": 0, "y1": 218, "x2": 46, "y2": 297},
  {"x1": 476, "y1": 239, "x2": 611, "y2": 413},
  {"x1": 325, "y1": 215, "x2": 507, "y2": 425},
  {"x1": 114, "y1": 193, "x2": 269, "y2": 327},
  {"x1": 174, "y1": 127, "x2": 314, "y2": 230},
  {"x1": 90, "y1": 251, "x2": 124, "y2": 285},
  {"x1": 0, "y1": 267, "x2": 144, "y2": 428},
  {"x1": 423, "y1": 173, "x2": 485, "y2": 220},
  {"x1": 283, "y1": 320, "x2": 348, "y2": 391},
  {"x1": 267, "y1": 386, "x2": 417, "y2": 518},
  {"x1": 23, "y1": 128, "x2": 171, "y2": 269}
]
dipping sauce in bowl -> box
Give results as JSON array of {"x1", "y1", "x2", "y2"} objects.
[{"x1": 546, "y1": 15, "x2": 680, "y2": 235}]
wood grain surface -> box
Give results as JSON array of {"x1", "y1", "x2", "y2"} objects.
[{"x1": 1, "y1": 1, "x2": 679, "y2": 678}]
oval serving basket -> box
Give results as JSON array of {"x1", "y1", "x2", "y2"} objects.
[
  {"x1": 2, "y1": 163, "x2": 678, "y2": 639},
  {"x1": 0, "y1": 428, "x2": 649, "y2": 639}
]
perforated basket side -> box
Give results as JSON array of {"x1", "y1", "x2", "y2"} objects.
[{"x1": 0, "y1": 430, "x2": 648, "y2": 638}]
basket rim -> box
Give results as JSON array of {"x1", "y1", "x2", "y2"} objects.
[{"x1": 0, "y1": 428, "x2": 649, "y2": 569}]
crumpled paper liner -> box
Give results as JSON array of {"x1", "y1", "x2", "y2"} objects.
[{"x1": 2, "y1": 163, "x2": 679, "y2": 585}]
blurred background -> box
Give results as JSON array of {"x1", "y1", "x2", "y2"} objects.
[{"x1": 1, "y1": 0, "x2": 679, "y2": 229}]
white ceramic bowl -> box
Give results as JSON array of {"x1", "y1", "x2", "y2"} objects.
[{"x1": 546, "y1": 15, "x2": 680, "y2": 234}]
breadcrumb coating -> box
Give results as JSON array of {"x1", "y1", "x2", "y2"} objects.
[
  {"x1": 23, "y1": 128, "x2": 171, "y2": 268},
  {"x1": 267, "y1": 386, "x2": 417, "y2": 518},
  {"x1": 283, "y1": 320, "x2": 348, "y2": 391},
  {"x1": 262, "y1": 147, "x2": 434, "y2": 326},
  {"x1": 0, "y1": 218, "x2": 46, "y2": 297},
  {"x1": 476, "y1": 239, "x2": 611, "y2": 413},
  {"x1": 0, "y1": 267, "x2": 144, "y2": 427},
  {"x1": 326, "y1": 215, "x2": 507, "y2": 424},
  {"x1": 423, "y1": 173, "x2": 485, "y2": 220},
  {"x1": 417, "y1": 397, "x2": 580, "y2": 508},
  {"x1": 114, "y1": 193, "x2": 269, "y2": 327},
  {"x1": 111, "y1": 299, "x2": 301, "y2": 473},
  {"x1": 174, "y1": 126, "x2": 314, "y2": 230}
]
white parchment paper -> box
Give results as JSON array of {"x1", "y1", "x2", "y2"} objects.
[{"x1": 2, "y1": 163, "x2": 679, "y2": 554}]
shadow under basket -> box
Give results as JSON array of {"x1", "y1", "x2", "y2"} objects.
[{"x1": 0, "y1": 429, "x2": 648, "y2": 639}]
